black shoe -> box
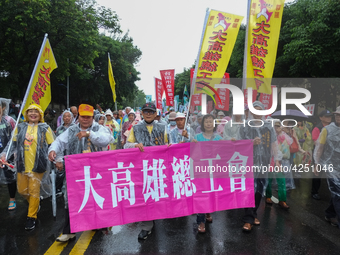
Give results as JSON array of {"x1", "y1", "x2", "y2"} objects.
[
  {"x1": 325, "y1": 216, "x2": 338, "y2": 227},
  {"x1": 25, "y1": 217, "x2": 36, "y2": 230},
  {"x1": 138, "y1": 229, "x2": 152, "y2": 240},
  {"x1": 312, "y1": 194, "x2": 321, "y2": 200}
]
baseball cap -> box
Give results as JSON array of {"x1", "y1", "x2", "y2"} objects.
[
  {"x1": 319, "y1": 109, "x2": 332, "y2": 117},
  {"x1": 142, "y1": 103, "x2": 156, "y2": 112},
  {"x1": 79, "y1": 104, "x2": 94, "y2": 116},
  {"x1": 175, "y1": 113, "x2": 186, "y2": 119},
  {"x1": 168, "y1": 112, "x2": 177, "y2": 120}
]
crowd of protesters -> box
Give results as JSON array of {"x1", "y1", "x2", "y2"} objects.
[{"x1": 1, "y1": 98, "x2": 340, "y2": 242}]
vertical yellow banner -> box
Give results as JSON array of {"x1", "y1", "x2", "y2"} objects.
[
  {"x1": 194, "y1": 10, "x2": 244, "y2": 103},
  {"x1": 22, "y1": 38, "x2": 57, "y2": 114},
  {"x1": 246, "y1": 0, "x2": 285, "y2": 94},
  {"x1": 108, "y1": 54, "x2": 116, "y2": 102}
]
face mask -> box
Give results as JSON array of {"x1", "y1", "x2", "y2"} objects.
[{"x1": 170, "y1": 121, "x2": 176, "y2": 126}]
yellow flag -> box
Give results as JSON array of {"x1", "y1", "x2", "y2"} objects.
[
  {"x1": 108, "y1": 54, "x2": 116, "y2": 102},
  {"x1": 194, "y1": 10, "x2": 243, "y2": 103},
  {"x1": 246, "y1": 0, "x2": 285, "y2": 94},
  {"x1": 22, "y1": 37, "x2": 57, "y2": 114}
]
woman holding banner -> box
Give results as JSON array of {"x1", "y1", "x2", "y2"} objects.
[
  {"x1": 1, "y1": 104, "x2": 55, "y2": 231},
  {"x1": 192, "y1": 114, "x2": 222, "y2": 233}
]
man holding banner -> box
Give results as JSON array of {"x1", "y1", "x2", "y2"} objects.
[
  {"x1": 124, "y1": 102, "x2": 168, "y2": 240},
  {"x1": 48, "y1": 104, "x2": 113, "y2": 242}
]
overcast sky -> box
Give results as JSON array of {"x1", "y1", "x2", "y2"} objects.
[{"x1": 96, "y1": 0, "x2": 293, "y2": 99}]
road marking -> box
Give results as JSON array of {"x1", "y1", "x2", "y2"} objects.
[
  {"x1": 44, "y1": 234, "x2": 68, "y2": 255},
  {"x1": 69, "y1": 231, "x2": 96, "y2": 255}
]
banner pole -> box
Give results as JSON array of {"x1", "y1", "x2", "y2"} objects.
[
  {"x1": 183, "y1": 8, "x2": 210, "y2": 138},
  {"x1": 5, "y1": 33, "x2": 48, "y2": 160}
]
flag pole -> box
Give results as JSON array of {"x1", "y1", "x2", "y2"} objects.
[
  {"x1": 183, "y1": 8, "x2": 210, "y2": 134},
  {"x1": 242, "y1": 0, "x2": 251, "y2": 91},
  {"x1": 5, "y1": 33, "x2": 48, "y2": 160}
]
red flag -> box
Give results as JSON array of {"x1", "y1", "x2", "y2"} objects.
[
  {"x1": 155, "y1": 78, "x2": 164, "y2": 109},
  {"x1": 259, "y1": 85, "x2": 276, "y2": 112},
  {"x1": 215, "y1": 73, "x2": 230, "y2": 111},
  {"x1": 160, "y1": 69, "x2": 175, "y2": 106},
  {"x1": 244, "y1": 88, "x2": 257, "y2": 106}
]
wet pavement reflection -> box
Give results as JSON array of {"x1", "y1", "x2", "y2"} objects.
[{"x1": 0, "y1": 178, "x2": 339, "y2": 255}]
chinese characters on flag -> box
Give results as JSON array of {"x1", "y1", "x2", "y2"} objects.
[
  {"x1": 160, "y1": 69, "x2": 175, "y2": 106},
  {"x1": 246, "y1": 0, "x2": 285, "y2": 94},
  {"x1": 215, "y1": 73, "x2": 230, "y2": 111},
  {"x1": 193, "y1": 10, "x2": 243, "y2": 99},
  {"x1": 155, "y1": 78, "x2": 164, "y2": 109},
  {"x1": 22, "y1": 37, "x2": 58, "y2": 113},
  {"x1": 259, "y1": 85, "x2": 276, "y2": 110}
]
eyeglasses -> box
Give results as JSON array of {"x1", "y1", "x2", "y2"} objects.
[{"x1": 143, "y1": 110, "x2": 155, "y2": 115}]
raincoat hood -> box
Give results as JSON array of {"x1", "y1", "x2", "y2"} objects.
[{"x1": 24, "y1": 104, "x2": 44, "y2": 122}]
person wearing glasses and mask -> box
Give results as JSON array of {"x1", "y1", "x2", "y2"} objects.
[{"x1": 124, "y1": 102, "x2": 168, "y2": 240}]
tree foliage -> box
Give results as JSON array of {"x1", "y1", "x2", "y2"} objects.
[{"x1": 0, "y1": 0, "x2": 141, "y2": 109}]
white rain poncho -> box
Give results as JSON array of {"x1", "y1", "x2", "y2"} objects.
[
  {"x1": 48, "y1": 121, "x2": 113, "y2": 161},
  {"x1": 55, "y1": 110, "x2": 75, "y2": 137},
  {"x1": 0, "y1": 97, "x2": 16, "y2": 129},
  {"x1": 0, "y1": 99, "x2": 15, "y2": 184},
  {"x1": 1, "y1": 108, "x2": 55, "y2": 199},
  {"x1": 314, "y1": 122, "x2": 340, "y2": 196},
  {"x1": 223, "y1": 115, "x2": 244, "y2": 140},
  {"x1": 238, "y1": 101, "x2": 281, "y2": 195},
  {"x1": 95, "y1": 114, "x2": 114, "y2": 151}
]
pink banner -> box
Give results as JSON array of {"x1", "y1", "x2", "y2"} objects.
[
  {"x1": 160, "y1": 69, "x2": 175, "y2": 106},
  {"x1": 65, "y1": 141, "x2": 254, "y2": 233},
  {"x1": 155, "y1": 78, "x2": 164, "y2": 110},
  {"x1": 215, "y1": 73, "x2": 230, "y2": 111}
]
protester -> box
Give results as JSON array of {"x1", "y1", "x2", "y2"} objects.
[
  {"x1": 155, "y1": 109, "x2": 167, "y2": 125},
  {"x1": 48, "y1": 104, "x2": 113, "y2": 242},
  {"x1": 54, "y1": 110, "x2": 75, "y2": 196},
  {"x1": 0, "y1": 99, "x2": 16, "y2": 210},
  {"x1": 294, "y1": 121, "x2": 314, "y2": 166},
  {"x1": 70, "y1": 106, "x2": 79, "y2": 124},
  {"x1": 311, "y1": 109, "x2": 333, "y2": 200},
  {"x1": 223, "y1": 114, "x2": 242, "y2": 141},
  {"x1": 239, "y1": 101, "x2": 281, "y2": 232},
  {"x1": 105, "y1": 109, "x2": 120, "y2": 150},
  {"x1": 1, "y1": 104, "x2": 55, "y2": 230},
  {"x1": 1, "y1": 98, "x2": 16, "y2": 129},
  {"x1": 314, "y1": 106, "x2": 340, "y2": 228},
  {"x1": 266, "y1": 121, "x2": 292, "y2": 209},
  {"x1": 169, "y1": 113, "x2": 190, "y2": 144},
  {"x1": 124, "y1": 102, "x2": 168, "y2": 240},
  {"x1": 167, "y1": 112, "x2": 177, "y2": 133},
  {"x1": 121, "y1": 109, "x2": 139, "y2": 146},
  {"x1": 122, "y1": 107, "x2": 132, "y2": 123},
  {"x1": 192, "y1": 114, "x2": 222, "y2": 233},
  {"x1": 194, "y1": 113, "x2": 204, "y2": 134},
  {"x1": 217, "y1": 111, "x2": 225, "y2": 119}
]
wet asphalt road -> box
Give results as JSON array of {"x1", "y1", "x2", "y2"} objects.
[{"x1": 1, "y1": 177, "x2": 339, "y2": 255}]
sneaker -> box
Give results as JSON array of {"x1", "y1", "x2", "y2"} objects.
[
  {"x1": 138, "y1": 229, "x2": 152, "y2": 240},
  {"x1": 25, "y1": 217, "x2": 36, "y2": 230},
  {"x1": 56, "y1": 234, "x2": 76, "y2": 242},
  {"x1": 325, "y1": 216, "x2": 338, "y2": 227}
]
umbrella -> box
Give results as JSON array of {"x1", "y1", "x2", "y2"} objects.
[
  {"x1": 271, "y1": 109, "x2": 309, "y2": 120},
  {"x1": 50, "y1": 165, "x2": 57, "y2": 220}
]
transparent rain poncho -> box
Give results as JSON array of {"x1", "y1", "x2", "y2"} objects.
[
  {"x1": 293, "y1": 121, "x2": 314, "y2": 166},
  {"x1": 314, "y1": 122, "x2": 340, "y2": 196},
  {"x1": 95, "y1": 114, "x2": 113, "y2": 151},
  {"x1": 55, "y1": 110, "x2": 75, "y2": 137},
  {"x1": 223, "y1": 115, "x2": 243, "y2": 140},
  {"x1": 238, "y1": 101, "x2": 281, "y2": 195},
  {"x1": 1, "y1": 118, "x2": 55, "y2": 199},
  {"x1": 0, "y1": 98, "x2": 16, "y2": 129},
  {"x1": 0, "y1": 99, "x2": 15, "y2": 184}
]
